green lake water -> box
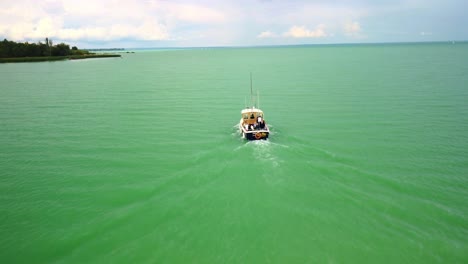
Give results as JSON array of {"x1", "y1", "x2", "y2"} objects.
[{"x1": 1, "y1": 43, "x2": 467, "y2": 263}]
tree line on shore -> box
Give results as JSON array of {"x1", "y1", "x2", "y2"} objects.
[{"x1": 0, "y1": 38, "x2": 87, "y2": 58}]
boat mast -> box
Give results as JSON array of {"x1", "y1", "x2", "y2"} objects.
[{"x1": 250, "y1": 72, "x2": 253, "y2": 108}]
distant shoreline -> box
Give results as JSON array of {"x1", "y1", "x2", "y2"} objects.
[
  {"x1": 0, "y1": 54, "x2": 121, "y2": 63},
  {"x1": 86, "y1": 48, "x2": 125, "y2": 51},
  {"x1": 1, "y1": 38, "x2": 124, "y2": 63}
]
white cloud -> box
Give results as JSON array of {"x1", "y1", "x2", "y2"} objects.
[
  {"x1": 284, "y1": 25, "x2": 327, "y2": 38},
  {"x1": 257, "y1": 31, "x2": 277, "y2": 38},
  {"x1": 159, "y1": 3, "x2": 226, "y2": 24},
  {"x1": 283, "y1": 4, "x2": 367, "y2": 25},
  {"x1": 1, "y1": 0, "x2": 462, "y2": 47},
  {"x1": 344, "y1": 21, "x2": 361, "y2": 37},
  {"x1": 0, "y1": 17, "x2": 168, "y2": 42},
  {"x1": 0, "y1": 0, "x2": 226, "y2": 43},
  {"x1": 55, "y1": 21, "x2": 169, "y2": 41}
]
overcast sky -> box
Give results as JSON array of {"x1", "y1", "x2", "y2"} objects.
[{"x1": 1, "y1": 0, "x2": 467, "y2": 48}]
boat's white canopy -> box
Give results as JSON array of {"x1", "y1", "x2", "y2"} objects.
[
  {"x1": 241, "y1": 107, "x2": 264, "y2": 114},
  {"x1": 241, "y1": 107, "x2": 265, "y2": 124}
]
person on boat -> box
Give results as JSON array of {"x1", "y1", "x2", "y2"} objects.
[{"x1": 257, "y1": 116, "x2": 265, "y2": 129}]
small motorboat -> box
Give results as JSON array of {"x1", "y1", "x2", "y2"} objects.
[{"x1": 239, "y1": 74, "x2": 270, "y2": 140}]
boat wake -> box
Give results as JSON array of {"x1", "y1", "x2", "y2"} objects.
[{"x1": 233, "y1": 135, "x2": 288, "y2": 169}]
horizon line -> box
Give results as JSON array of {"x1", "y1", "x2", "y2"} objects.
[{"x1": 84, "y1": 40, "x2": 468, "y2": 50}]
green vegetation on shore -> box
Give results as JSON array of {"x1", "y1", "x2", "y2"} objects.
[
  {"x1": 0, "y1": 54, "x2": 121, "y2": 63},
  {"x1": 0, "y1": 38, "x2": 121, "y2": 63}
]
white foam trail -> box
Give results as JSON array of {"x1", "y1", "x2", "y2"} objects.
[{"x1": 250, "y1": 140, "x2": 282, "y2": 168}]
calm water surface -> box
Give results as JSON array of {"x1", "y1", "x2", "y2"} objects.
[{"x1": 1, "y1": 43, "x2": 467, "y2": 263}]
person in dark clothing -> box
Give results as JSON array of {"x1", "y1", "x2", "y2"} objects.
[{"x1": 257, "y1": 116, "x2": 265, "y2": 129}]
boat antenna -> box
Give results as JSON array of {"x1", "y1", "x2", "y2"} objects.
[{"x1": 250, "y1": 72, "x2": 254, "y2": 108}]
